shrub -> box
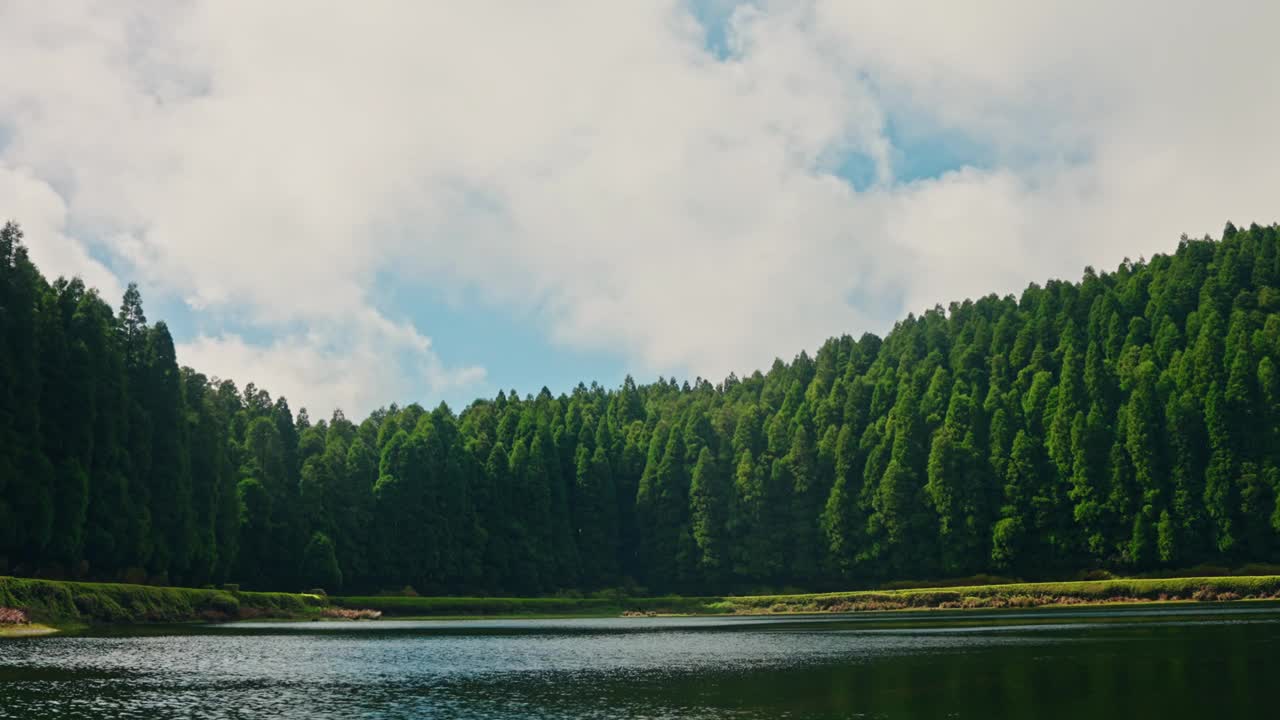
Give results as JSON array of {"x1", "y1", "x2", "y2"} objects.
[
  {"x1": 301, "y1": 532, "x2": 343, "y2": 592},
  {"x1": 122, "y1": 567, "x2": 148, "y2": 585},
  {"x1": 880, "y1": 574, "x2": 1018, "y2": 590},
  {"x1": 72, "y1": 592, "x2": 130, "y2": 622},
  {"x1": 1235, "y1": 563, "x2": 1280, "y2": 576},
  {"x1": 201, "y1": 592, "x2": 241, "y2": 616}
]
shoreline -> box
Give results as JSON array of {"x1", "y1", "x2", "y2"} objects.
[
  {"x1": 5, "y1": 574, "x2": 1280, "y2": 636},
  {"x1": 13, "y1": 597, "x2": 1277, "y2": 636},
  {"x1": 0, "y1": 623, "x2": 61, "y2": 638},
  {"x1": 368, "y1": 598, "x2": 1280, "y2": 623},
  {"x1": 0, "y1": 576, "x2": 325, "y2": 635},
  {"x1": 331, "y1": 575, "x2": 1280, "y2": 619}
]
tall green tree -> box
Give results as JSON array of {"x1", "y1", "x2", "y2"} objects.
[
  {"x1": 689, "y1": 446, "x2": 729, "y2": 580},
  {"x1": 4, "y1": 218, "x2": 1280, "y2": 595}
]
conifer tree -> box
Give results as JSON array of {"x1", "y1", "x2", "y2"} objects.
[{"x1": 3, "y1": 218, "x2": 1280, "y2": 593}]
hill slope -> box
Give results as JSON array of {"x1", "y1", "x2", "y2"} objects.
[{"x1": 2, "y1": 220, "x2": 1278, "y2": 593}]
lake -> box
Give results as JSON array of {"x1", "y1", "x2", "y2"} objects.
[{"x1": 1, "y1": 605, "x2": 1276, "y2": 718}]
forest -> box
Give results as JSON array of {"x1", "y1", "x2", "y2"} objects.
[{"x1": 2, "y1": 220, "x2": 1280, "y2": 594}]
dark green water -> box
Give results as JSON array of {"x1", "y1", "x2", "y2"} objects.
[{"x1": 1, "y1": 605, "x2": 1276, "y2": 718}]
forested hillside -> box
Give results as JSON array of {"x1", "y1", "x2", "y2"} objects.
[{"x1": 3, "y1": 220, "x2": 1280, "y2": 594}]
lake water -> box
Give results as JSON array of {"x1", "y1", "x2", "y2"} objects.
[{"x1": 1, "y1": 605, "x2": 1277, "y2": 719}]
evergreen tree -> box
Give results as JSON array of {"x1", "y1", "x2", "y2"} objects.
[
  {"x1": 821, "y1": 424, "x2": 865, "y2": 580},
  {"x1": 301, "y1": 531, "x2": 343, "y2": 591},
  {"x1": 689, "y1": 447, "x2": 729, "y2": 579},
  {"x1": 3, "y1": 218, "x2": 1280, "y2": 594},
  {"x1": 573, "y1": 444, "x2": 619, "y2": 586}
]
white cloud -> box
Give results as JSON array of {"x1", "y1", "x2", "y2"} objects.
[
  {"x1": 1, "y1": 0, "x2": 1278, "y2": 414},
  {"x1": 812, "y1": 0, "x2": 1280, "y2": 301},
  {"x1": 177, "y1": 318, "x2": 485, "y2": 419},
  {"x1": 0, "y1": 164, "x2": 123, "y2": 301}
]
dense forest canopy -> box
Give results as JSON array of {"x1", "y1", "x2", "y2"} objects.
[{"x1": 2, "y1": 220, "x2": 1280, "y2": 594}]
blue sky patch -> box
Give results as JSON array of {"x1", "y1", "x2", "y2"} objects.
[
  {"x1": 885, "y1": 117, "x2": 994, "y2": 183},
  {"x1": 371, "y1": 276, "x2": 635, "y2": 408},
  {"x1": 686, "y1": 0, "x2": 748, "y2": 60}
]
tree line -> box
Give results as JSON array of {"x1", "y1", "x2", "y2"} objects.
[{"x1": 2, "y1": 220, "x2": 1280, "y2": 594}]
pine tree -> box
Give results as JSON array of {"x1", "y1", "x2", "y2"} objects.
[
  {"x1": 689, "y1": 447, "x2": 729, "y2": 579},
  {"x1": 301, "y1": 531, "x2": 343, "y2": 591},
  {"x1": 574, "y1": 444, "x2": 619, "y2": 586},
  {"x1": 821, "y1": 424, "x2": 864, "y2": 580},
  {"x1": 4, "y1": 217, "x2": 1280, "y2": 595}
]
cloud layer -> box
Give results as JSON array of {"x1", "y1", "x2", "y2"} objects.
[{"x1": 2, "y1": 0, "x2": 1277, "y2": 414}]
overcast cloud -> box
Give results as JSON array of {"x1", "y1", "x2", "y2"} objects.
[{"x1": 2, "y1": 0, "x2": 1277, "y2": 415}]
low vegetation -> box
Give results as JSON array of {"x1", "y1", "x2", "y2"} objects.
[
  {"x1": 328, "y1": 594, "x2": 719, "y2": 617},
  {"x1": 4, "y1": 574, "x2": 1278, "y2": 635},
  {"x1": 0, "y1": 576, "x2": 324, "y2": 626},
  {"x1": 331, "y1": 575, "x2": 1280, "y2": 618},
  {"x1": 706, "y1": 576, "x2": 1280, "y2": 614}
]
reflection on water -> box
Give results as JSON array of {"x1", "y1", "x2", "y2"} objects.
[{"x1": 1, "y1": 605, "x2": 1276, "y2": 719}]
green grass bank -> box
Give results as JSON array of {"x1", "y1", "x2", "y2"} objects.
[
  {"x1": 0, "y1": 576, "x2": 325, "y2": 628},
  {"x1": 697, "y1": 575, "x2": 1280, "y2": 614},
  {"x1": 5, "y1": 575, "x2": 1280, "y2": 634},
  {"x1": 333, "y1": 575, "x2": 1280, "y2": 618},
  {"x1": 328, "y1": 594, "x2": 720, "y2": 618}
]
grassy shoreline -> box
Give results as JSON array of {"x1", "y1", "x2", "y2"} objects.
[
  {"x1": 333, "y1": 576, "x2": 1280, "y2": 618},
  {"x1": 0, "y1": 576, "x2": 325, "y2": 632},
  {"x1": 696, "y1": 576, "x2": 1280, "y2": 614},
  {"x1": 5, "y1": 575, "x2": 1280, "y2": 635},
  {"x1": 0, "y1": 623, "x2": 60, "y2": 638}
]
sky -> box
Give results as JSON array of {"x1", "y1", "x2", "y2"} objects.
[{"x1": 2, "y1": 0, "x2": 1278, "y2": 418}]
